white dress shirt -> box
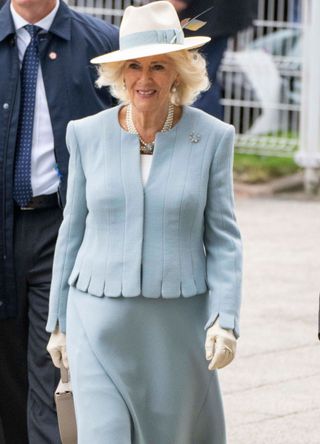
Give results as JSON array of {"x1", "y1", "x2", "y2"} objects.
[{"x1": 11, "y1": 1, "x2": 60, "y2": 197}]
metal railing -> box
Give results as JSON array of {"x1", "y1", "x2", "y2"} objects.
[
  {"x1": 221, "y1": 0, "x2": 302, "y2": 157},
  {"x1": 67, "y1": 0, "x2": 128, "y2": 26}
]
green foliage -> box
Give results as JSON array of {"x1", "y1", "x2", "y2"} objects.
[{"x1": 233, "y1": 153, "x2": 301, "y2": 184}]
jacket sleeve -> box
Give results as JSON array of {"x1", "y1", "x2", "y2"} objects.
[
  {"x1": 203, "y1": 125, "x2": 242, "y2": 338},
  {"x1": 46, "y1": 121, "x2": 87, "y2": 333}
]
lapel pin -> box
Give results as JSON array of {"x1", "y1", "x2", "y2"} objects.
[{"x1": 49, "y1": 51, "x2": 57, "y2": 60}]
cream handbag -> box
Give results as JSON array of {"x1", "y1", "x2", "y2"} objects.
[{"x1": 55, "y1": 363, "x2": 77, "y2": 444}]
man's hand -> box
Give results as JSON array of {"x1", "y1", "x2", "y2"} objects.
[
  {"x1": 168, "y1": 0, "x2": 188, "y2": 13},
  {"x1": 47, "y1": 328, "x2": 68, "y2": 369},
  {"x1": 205, "y1": 320, "x2": 237, "y2": 371}
]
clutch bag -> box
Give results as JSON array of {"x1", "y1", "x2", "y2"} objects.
[{"x1": 55, "y1": 363, "x2": 77, "y2": 444}]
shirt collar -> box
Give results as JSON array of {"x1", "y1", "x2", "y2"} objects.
[
  {"x1": 0, "y1": 0, "x2": 71, "y2": 43},
  {"x1": 10, "y1": 0, "x2": 60, "y2": 32}
]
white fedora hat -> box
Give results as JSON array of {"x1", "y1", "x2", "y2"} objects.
[{"x1": 90, "y1": 1, "x2": 211, "y2": 64}]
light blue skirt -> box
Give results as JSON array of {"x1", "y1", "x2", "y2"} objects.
[{"x1": 66, "y1": 286, "x2": 226, "y2": 444}]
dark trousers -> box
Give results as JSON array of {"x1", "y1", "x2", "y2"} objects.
[
  {"x1": 194, "y1": 36, "x2": 229, "y2": 119},
  {"x1": 0, "y1": 205, "x2": 62, "y2": 444}
]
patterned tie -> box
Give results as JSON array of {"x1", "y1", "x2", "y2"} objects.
[{"x1": 13, "y1": 25, "x2": 41, "y2": 207}]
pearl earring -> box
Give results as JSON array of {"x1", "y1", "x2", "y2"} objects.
[{"x1": 171, "y1": 84, "x2": 177, "y2": 93}]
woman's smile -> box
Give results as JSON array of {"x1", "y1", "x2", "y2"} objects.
[
  {"x1": 136, "y1": 89, "x2": 157, "y2": 98},
  {"x1": 123, "y1": 55, "x2": 178, "y2": 114}
]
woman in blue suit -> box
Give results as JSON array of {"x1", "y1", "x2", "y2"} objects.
[{"x1": 47, "y1": 2, "x2": 242, "y2": 443}]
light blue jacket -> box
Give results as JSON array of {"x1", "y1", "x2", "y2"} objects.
[{"x1": 46, "y1": 105, "x2": 242, "y2": 336}]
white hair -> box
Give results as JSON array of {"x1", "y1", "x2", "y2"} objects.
[{"x1": 96, "y1": 49, "x2": 210, "y2": 106}]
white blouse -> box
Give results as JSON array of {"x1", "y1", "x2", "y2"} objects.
[{"x1": 140, "y1": 154, "x2": 153, "y2": 186}]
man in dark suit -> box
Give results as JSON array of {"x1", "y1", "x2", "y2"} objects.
[
  {"x1": 169, "y1": 0, "x2": 258, "y2": 118},
  {"x1": 0, "y1": 1, "x2": 118, "y2": 442}
]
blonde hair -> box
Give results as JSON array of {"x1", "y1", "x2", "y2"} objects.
[{"x1": 96, "y1": 50, "x2": 210, "y2": 106}]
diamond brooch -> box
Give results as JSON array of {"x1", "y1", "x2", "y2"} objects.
[{"x1": 189, "y1": 131, "x2": 201, "y2": 143}]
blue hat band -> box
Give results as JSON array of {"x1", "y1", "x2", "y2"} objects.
[{"x1": 120, "y1": 29, "x2": 184, "y2": 50}]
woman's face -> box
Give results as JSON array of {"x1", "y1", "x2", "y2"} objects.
[{"x1": 123, "y1": 55, "x2": 179, "y2": 114}]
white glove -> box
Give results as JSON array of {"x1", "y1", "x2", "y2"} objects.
[
  {"x1": 205, "y1": 319, "x2": 237, "y2": 371},
  {"x1": 47, "y1": 327, "x2": 69, "y2": 369}
]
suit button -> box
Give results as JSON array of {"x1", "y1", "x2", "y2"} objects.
[
  {"x1": 3, "y1": 103, "x2": 9, "y2": 110},
  {"x1": 0, "y1": 301, "x2": 3, "y2": 307}
]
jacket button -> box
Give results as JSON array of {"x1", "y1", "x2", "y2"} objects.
[
  {"x1": 0, "y1": 301, "x2": 3, "y2": 307},
  {"x1": 3, "y1": 103, "x2": 9, "y2": 110}
]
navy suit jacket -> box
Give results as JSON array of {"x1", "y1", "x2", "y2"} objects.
[
  {"x1": 0, "y1": 0, "x2": 119, "y2": 319},
  {"x1": 47, "y1": 105, "x2": 242, "y2": 337}
]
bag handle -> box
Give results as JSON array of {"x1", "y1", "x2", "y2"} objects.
[{"x1": 60, "y1": 362, "x2": 69, "y2": 384}]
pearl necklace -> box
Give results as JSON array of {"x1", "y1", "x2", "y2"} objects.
[{"x1": 126, "y1": 103, "x2": 175, "y2": 154}]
